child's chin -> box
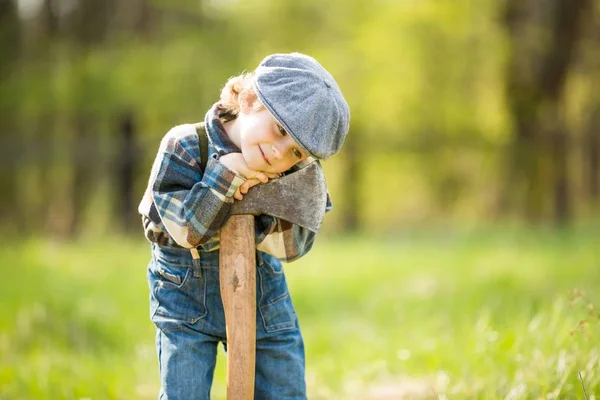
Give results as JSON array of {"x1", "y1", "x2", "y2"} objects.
[{"x1": 246, "y1": 158, "x2": 265, "y2": 171}]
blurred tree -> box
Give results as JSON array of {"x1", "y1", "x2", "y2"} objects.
[
  {"x1": 3, "y1": 0, "x2": 600, "y2": 236},
  {"x1": 64, "y1": 0, "x2": 113, "y2": 236},
  {"x1": 342, "y1": 128, "x2": 360, "y2": 232},
  {"x1": 580, "y1": 4, "x2": 600, "y2": 208},
  {"x1": 502, "y1": 0, "x2": 591, "y2": 224},
  {"x1": 586, "y1": 108, "x2": 600, "y2": 203},
  {"x1": 115, "y1": 111, "x2": 139, "y2": 233},
  {"x1": 0, "y1": 0, "x2": 21, "y2": 232}
]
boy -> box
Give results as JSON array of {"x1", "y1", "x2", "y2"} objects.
[{"x1": 139, "y1": 52, "x2": 350, "y2": 399}]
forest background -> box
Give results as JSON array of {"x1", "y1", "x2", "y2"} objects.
[{"x1": 1, "y1": 0, "x2": 599, "y2": 398}]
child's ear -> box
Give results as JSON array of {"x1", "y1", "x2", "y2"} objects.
[{"x1": 239, "y1": 90, "x2": 258, "y2": 114}]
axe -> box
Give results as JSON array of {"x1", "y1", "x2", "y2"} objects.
[{"x1": 218, "y1": 160, "x2": 327, "y2": 399}]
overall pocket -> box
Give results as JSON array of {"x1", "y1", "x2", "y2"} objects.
[
  {"x1": 257, "y1": 255, "x2": 297, "y2": 333},
  {"x1": 147, "y1": 247, "x2": 207, "y2": 330}
]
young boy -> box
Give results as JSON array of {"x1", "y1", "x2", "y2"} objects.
[{"x1": 139, "y1": 52, "x2": 350, "y2": 399}]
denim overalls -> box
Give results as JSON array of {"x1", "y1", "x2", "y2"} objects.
[{"x1": 147, "y1": 243, "x2": 307, "y2": 399}]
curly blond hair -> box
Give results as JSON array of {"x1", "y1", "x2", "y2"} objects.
[{"x1": 219, "y1": 72, "x2": 264, "y2": 116}]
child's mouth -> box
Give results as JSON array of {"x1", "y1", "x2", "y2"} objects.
[{"x1": 259, "y1": 146, "x2": 271, "y2": 166}]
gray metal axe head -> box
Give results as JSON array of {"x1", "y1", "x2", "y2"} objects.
[{"x1": 230, "y1": 160, "x2": 328, "y2": 233}]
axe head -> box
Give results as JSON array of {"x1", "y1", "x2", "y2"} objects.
[{"x1": 230, "y1": 160, "x2": 328, "y2": 233}]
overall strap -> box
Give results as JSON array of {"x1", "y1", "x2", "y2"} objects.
[
  {"x1": 194, "y1": 122, "x2": 209, "y2": 173},
  {"x1": 191, "y1": 122, "x2": 209, "y2": 261}
]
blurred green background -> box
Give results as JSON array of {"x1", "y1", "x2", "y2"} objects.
[{"x1": 1, "y1": 0, "x2": 599, "y2": 398}]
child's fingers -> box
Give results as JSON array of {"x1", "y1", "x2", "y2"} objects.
[
  {"x1": 236, "y1": 178, "x2": 263, "y2": 200},
  {"x1": 240, "y1": 180, "x2": 252, "y2": 194},
  {"x1": 253, "y1": 172, "x2": 269, "y2": 183},
  {"x1": 265, "y1": 172, "x2": 280, "y2": 179},
  {"x1": 248, "y1": 178, "x2": 263, "y2": 187},
  {"x1": 233, "y1": 189, "x2": 243, "y2": 201}
]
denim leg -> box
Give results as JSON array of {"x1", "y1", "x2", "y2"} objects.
[
  {"x1": 147, "y1": 246, "x2": 224, "y2": 400},
  {"x1": 156, "y1": 327, "x2": 218, "y2": 400},
  {"x1": 254, "y1": 253, "x2": 307, "y2": 400},
  {"x1": 254, "y1": 327, "x2": 306, "y2": 400},
  {"x1": 147, "y1": 247, "x2": 307, "y2": 399}
]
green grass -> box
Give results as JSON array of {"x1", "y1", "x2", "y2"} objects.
[{"x1": 1, "y1": 229, "x2": 599, "y2": 399}]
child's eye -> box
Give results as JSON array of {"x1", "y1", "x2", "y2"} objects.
[
  {"x1": 278, "y1": 125, "x2": 287, "y2": 136},
  {"x1": 293, "y1": 149, "x2": 302, "y2": 159}
]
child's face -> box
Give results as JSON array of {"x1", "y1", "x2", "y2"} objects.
[{"x1": 238, "y1": 107, "x2": 309, "y2": 174}]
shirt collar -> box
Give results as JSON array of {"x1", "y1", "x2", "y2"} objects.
[{"x1": 204, "y1": 102, "x2": 240, "y2": 156}]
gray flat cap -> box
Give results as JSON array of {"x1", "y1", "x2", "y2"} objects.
[{"x1": 254, "y1": 53, "x2": 350, "y2": 160}]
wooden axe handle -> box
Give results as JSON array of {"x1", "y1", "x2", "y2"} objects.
[{"x1": 219, "y1": 214, "x2": 256, "y2": 399}]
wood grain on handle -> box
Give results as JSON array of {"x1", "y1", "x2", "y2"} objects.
[{"x1": 219, "y1": 214, "x2": 256, "y2": 399}]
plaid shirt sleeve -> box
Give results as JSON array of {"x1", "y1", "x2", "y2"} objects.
[
  {"x1": 150, "y1": 125, "x2": 245, "y2": 248},
  {"x1": 255, "y1": 193, "x2": 333, "y2": 263}
]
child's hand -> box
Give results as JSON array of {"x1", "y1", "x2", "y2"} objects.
[
  {"x1": 220, "y1": 153, "x2": 279, "y2": 200},
  {"x1": 233, "y1": 178, "x2": 262, "y2": 201},
  {"x1": 220, "y1": 153, "x2": 271, "y2": 182}
]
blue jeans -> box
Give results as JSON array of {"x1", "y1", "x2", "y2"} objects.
[{"x1": 147, "y1": 243, "x2": 306, "y2": 400}]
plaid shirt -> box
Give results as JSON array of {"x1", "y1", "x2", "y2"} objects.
[{"x1": 138, "y1": 103, "x2": 332, "y2": 262}]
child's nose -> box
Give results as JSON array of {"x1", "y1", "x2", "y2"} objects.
[{"x1": 272, "y1": 140, "x2": 293, "y2": 159}]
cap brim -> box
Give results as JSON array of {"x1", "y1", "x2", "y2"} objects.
[{"x1": 253, "y1": 78, "x2": 317, "y2": 159}]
